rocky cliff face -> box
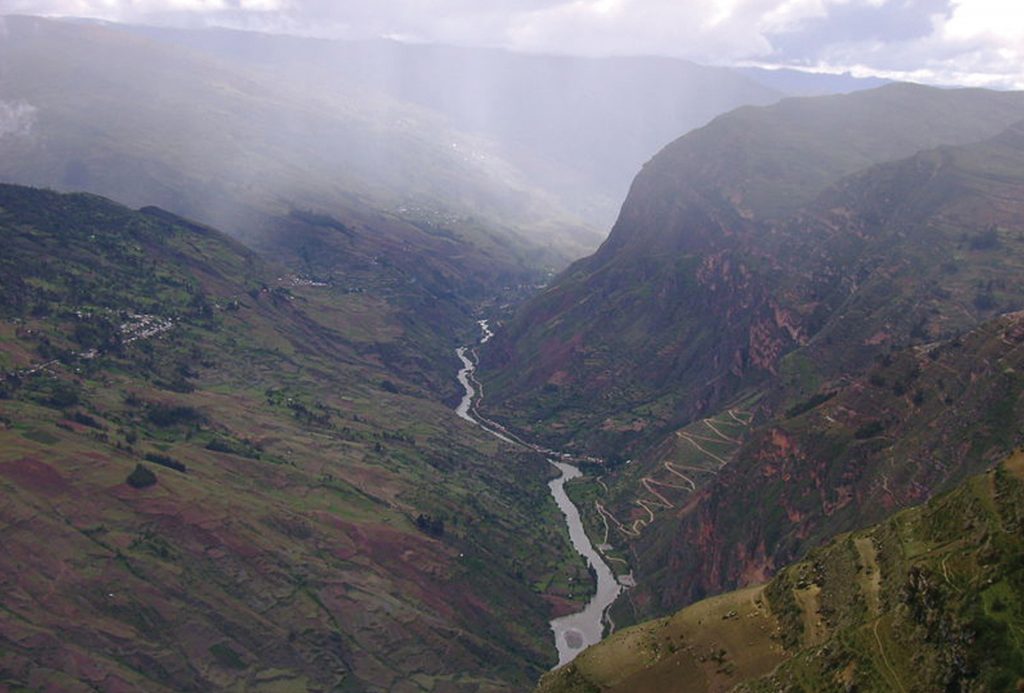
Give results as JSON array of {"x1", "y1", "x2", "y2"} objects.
[
  {"x1": 628, "y1": 122, "x2": 1024, "y2": 612},
  {"x1": 481, "y1": 85, "x2": 1024, "y2": 458},
  {"x1": 635, "y1": 310, "x2": 1024, "y2": 612},
  {"x1": 483, "y1": 86, "x2": 1024, "y2": 629},
  {"x1": 596, "y1": 125, "x2": 1024, "y2": 621}
]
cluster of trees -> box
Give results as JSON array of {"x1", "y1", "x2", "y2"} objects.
[
  {"x1": 144, "y1": 452, "x2": 187, "y2": 473},
  {"x1": 146, "y1": 403, "x2": 205, "y2": 427},
  {"x1": 414, "y1": 513, "x2": 445, "y2": 538}
]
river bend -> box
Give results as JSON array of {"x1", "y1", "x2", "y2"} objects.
[{"x1": 455, "y1": 320, "x2": 622, "y2": 667}]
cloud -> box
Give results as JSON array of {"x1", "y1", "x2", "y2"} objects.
[
  {"x1": 1, "y1": 0, "x2": 1021, "y2": 87},
  {"x1": 0, "y1": 100, "x2": 38, "y2": 139},
  {"x1": 771, "y1": 0, "x2": 1024, "y2": 88},
  {"x1": 767, "y1": 0, "x2": 952, "y2": 58}
]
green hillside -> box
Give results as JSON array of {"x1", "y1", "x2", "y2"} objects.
[
  {"x1": 626, "y1": 309, "x2": 1024, "y2": 616},
  {"x1": 539, "y1": 450, "x2": 1024, "y2": 692},
  {"x1": 0, "y1": 185, "x2": 590, "y2": 690}
]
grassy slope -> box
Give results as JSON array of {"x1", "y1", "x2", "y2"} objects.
[
  {"x1": 0, "y1": 185, "x2": 591, "y2": 691},
  {"x1": 539, "y1": 451, "x2": 1024, "y2": 692},
  {"x1": 616, "y1": 308, "x2": 1024, "y2": 619}
]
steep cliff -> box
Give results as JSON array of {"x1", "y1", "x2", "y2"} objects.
[
  {"x1": 481, "y1": 85, "x2": 1024, "y2": 457},
  {"x1": 543, "y1": 122, "x2": 1024, "y2": 624}
]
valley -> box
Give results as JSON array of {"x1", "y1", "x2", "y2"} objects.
[
  {"x1": 453, "y1": 325, "x2": 622, "y2": 667},
  {"x1": 0, "y1": 186, "x2": 596, "y2": 690},
  {"x1": 2, "y1": 9, "x2": 1024, "y2": 691}
]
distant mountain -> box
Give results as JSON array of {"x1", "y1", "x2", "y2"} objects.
[
  {"x1": 0, "y1": 184, "x2": 591, "y2": 689},
  {"x1": 0, "y1": 15, "x2": 810, "y2": 388},
  {"x1": 0, "y1": 15, "x2": 789, "y2": 283},
  {"x1": 114, "y1": 22, "x2": 786, "y2": 221},
  {"x1": 0, "y1": 15, "x2": 593, "y2": 294},
  {"x1": 737, "y1": 66, "x2": 889, "y2": 96},
  {"x1": 540, "y1": 448, "x2": 1024, "y2": 692},
  {"x1": 480, "y1": 84, "x2": 1024, "y2": 457}
]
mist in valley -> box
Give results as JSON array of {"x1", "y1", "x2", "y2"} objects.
[
  {"x1": 0, "y1": 12, "x2": 874, "y2": 290},
  {"x1": 3, "y1": 3, "x2": 1024, "y2": 691}
]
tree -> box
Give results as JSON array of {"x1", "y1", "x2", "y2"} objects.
[
  {"x1": 126, "y1": 463, "x2": 157, "y2": 488},
  {"x1": 415, "y1": 513, "x2": 445, "y2": 537}
]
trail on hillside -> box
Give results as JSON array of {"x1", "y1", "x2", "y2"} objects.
[{"x1": 599, "y1": 409, "x2": 751, "y2": 537}]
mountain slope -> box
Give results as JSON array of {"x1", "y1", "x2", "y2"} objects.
[
  {"x1": 0, "y1": 15, "x2": 594, "y2": 294},
  {"x1": 0, "y1": 185, "x2": 590, "y2": 690},
  {"x1": 0, "y1": 13, "x2": 609, "y2": 396},
  {"x1": 513, "y1": 121, "x2": 1024, "y2": 629},
  {"x1": 539, "y1": 450, "x2": 1024, "y2": 692},
  {"x1": 480, "y1": 85, "x2": 1024, "y2": 456},
  {"x1": 629, "y1": 309, "x2": 1024, "y2": 614}
]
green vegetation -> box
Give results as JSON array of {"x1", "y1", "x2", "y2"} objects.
[
  {"x1": 539, "y1": 452, "x2": 1024, "y2": 692},
  {"x1": 209, "y1": 642, "x2": 247, "y2": 670},
  {"x1": 786, "y1": 391, "x2": 837, "y2": 419},
  {"x1": 143, "y1": 452, "x2": 186, "y2": 473},
  {"x1": 126, "y1": 463, "x2": 157, "y2": 488},
  {"x1": 0, "y1": 185, "x2": 583, "y2": 690}
]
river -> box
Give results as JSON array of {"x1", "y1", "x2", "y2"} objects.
[{"x1": 455, "y1": 320, "x2": 622, "y2": 668}]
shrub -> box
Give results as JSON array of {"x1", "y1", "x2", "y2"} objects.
[
  {"x1": 786, "y1": 391, "x2": 836, "y2": 418},
  {"x1": 147, "y1": 403, "x2": 204, "y2": 427},
  {"x1": 209, "y1": 642, "x2": 246, "y2": 669},
  {"x1": 126, "y1": 464, "x2": 157, "y2": 488},
  {"x1": 974, "y1": 291, "x2": 997, "y2": 311},
  {"x1": 205, "y1": 437, "x2": 237, "y2": 454},
  {"x1": 969, "y1": 226, "x2": 1000, "y2": 250},
  {"x1": 47, "y1": 382, "x2": 80, "y2": 409},
  {"x1": 415, "y1": 513, "x2": 445, "y2": 538},
  {"x1": 72, "y1": 411, "x2": 103, "y2": 429},
  {"x1": 854, "y1": 420, "x2": 886, "y2": 439},
  {"x1": 144, "y1": 452, "x2": 187, "y2": 473}
]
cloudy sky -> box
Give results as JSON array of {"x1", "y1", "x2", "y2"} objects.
[{"x1": 2, "y1": 0, "x2": 1022, "y2": 88}]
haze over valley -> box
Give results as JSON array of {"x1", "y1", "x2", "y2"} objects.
[{"x1": 1, "y1": 3, "x2": 1024, "y2": 691}]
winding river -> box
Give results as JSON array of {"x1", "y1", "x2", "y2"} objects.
[{"x1": 455, "y1": 320, "x2": 622, "y2": 668}]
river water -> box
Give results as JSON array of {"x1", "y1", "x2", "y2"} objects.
[{"x1": 455, "y1": 320, "x2": 622, "y2": 668}]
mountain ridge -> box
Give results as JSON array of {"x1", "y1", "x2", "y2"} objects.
[{"x1": 480, "y1": 84, "x2": 1024, "y2": 458}]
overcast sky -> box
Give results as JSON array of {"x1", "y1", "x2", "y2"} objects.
[{"x1": 2, "y1": 0, "x2": 1022, "y2": 88}]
